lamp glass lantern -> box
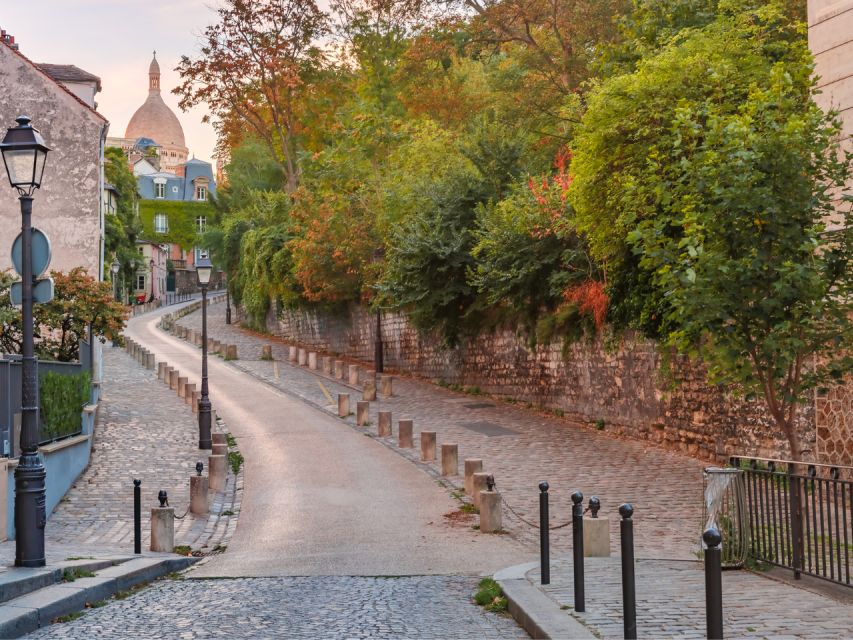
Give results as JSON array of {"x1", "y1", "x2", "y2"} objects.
[
  {"x1": 111, "y1": 260, "x2": 120, "y2": 276},
  {"x1": 0, "y1": 116, "x2": 50, "y2": 196},
  {"x1": 195, "y1": 255, "x2": 213, "y2": 286}
]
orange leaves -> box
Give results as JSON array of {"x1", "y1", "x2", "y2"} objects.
[
  {"x1": 564, "y1": 279, "x2": 608, "y2": 330},
  {"x1": 528, "y1": 146, "x2": 574, "y2": 239}
]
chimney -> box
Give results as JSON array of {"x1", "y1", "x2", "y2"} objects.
[{"x1": 0, "y1": 28, "x2": 19, "y2": 50}]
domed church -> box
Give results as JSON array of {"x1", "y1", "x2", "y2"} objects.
[{"x1": 123, "y1": 52, "x2": 188, "y2": 174}]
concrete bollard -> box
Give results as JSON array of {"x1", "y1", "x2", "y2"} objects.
[
  {"x1": 184, "y1": 383, "x2": 196, "y2": 405},
  {"x1": 338, "y1": 393, "x2": 350, "y2": 417},
  {"x1": 362, "y1": 380, "x2": 377, "y2": 401},
  {"x1": 356, "y1": 401, "x2": 370, "y2": 426},
  {"x1": 225, "y1": 344, "x2": 238, "y2": 360},
  {"x1": 191, "y1": 390, "x2": 199, "y2": 413},
  {"x1": 378, "y1": 411, "x2": 392, "y2": 437},
  {"x1": 308, "y1": 352, "x2": 317, "y2": 370},
  {"x1": 298, "y1": 348, "x2": 307, "y2": 366},
  {"x1": 208, "y1": 454, "x2": 227, "y2": 492},
  {"x1": 464, "y1": 459, "x2": 484, "y2": 496},
  {"x1": 334, "y1": 361, "x2": 345, "y2": 380},
  {"x1": 583, "y1": 516, "x2": 611, "y2": 557},
  {"x1": 158, "y1": 362, "x2": 167, "y2": 381},
  {"x1": 380, "y1": 376, "x2": 393, "y2": 397},
  {"x1": 472, "y1": 472, "x2": 491, "y2": 510},
  {"x1": 212, "y1": 433, "x2": 227, "y2": 446},
  {"x1": 421, "y1": 431, "x2": 437, "y2": 462},
  {"x1": 398, "y1": 420, "x2": 413, "y2": 448},
  {"x1": 322, "y1": 356, "x2": 332, "y2": 374},
  {"x1": 212, "y1": 443, "x2": 227, "y2": 457},
  {"x1": 480, "y1": 490, "x2": 503, "y2": 533},
  {"x1": 190, "y1": 475, "x2": 209, "y2": 515},
  {"x1": 441, "y1": 443, "x2": 459, "y2": 476},
  {"x1": 169, "y1": 369, "x2": 180, "y2": 391},
  {"x1": 163, "y1": 366, "x2": 174, "y2": 386},
  {"x1": 178, "y1": 376, "x2": 189, "y2": 398},
  {"x1": 146, "y1": 353, "x2": 156, "y2": 370},
  {"x1": 213, "y1": 339, "x2": 221, "y2": 355},
  {"x1": 289, "y1": 346, "x2": 298, "y2": 362},
  {"x1": 150, "y1": 506, "x2": 175, "y2": 552},
  {"x1": 348, "y1": 365, "x2": 360, "y2": 386},
  {"x1": 262, "y1": 345, "x2": 273, "y2": 360}
]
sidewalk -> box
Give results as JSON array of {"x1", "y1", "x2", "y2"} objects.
[{"x1": 176, "y1": 307, "x2": 704, "y2": 559}]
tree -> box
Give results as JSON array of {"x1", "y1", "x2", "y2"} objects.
[
  {"x1": 570, "y1": 1, "x2": 852, "y2": 460},
  {"x1": 103, "y1": 146, "x2": 142, "y2": 300},
  {"x1": 175, "y1": 0, "x2": 329, "y2": 191}
]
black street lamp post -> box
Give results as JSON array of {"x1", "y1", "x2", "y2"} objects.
[
  {"x1": 1, "y1": 116, "x2": 50, "y2": 568},
  {"x1": 196, "y1": 255, "x2": 213, "y2": 450},
  {"x1": 225, "y1": 279, "x2": 231, "y2": 325},
  {"x1": 110, "y1": 260, "x2": 120, "y2": 302},
  {"x1": 373, "y1": 248, "x2": 384, "y2": 374}
]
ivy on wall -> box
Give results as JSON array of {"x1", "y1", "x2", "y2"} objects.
[
  {"x1": 138, "y1": 200, "x2": 215, "y2": 250},
  {"x1": 40, "y1": 370, "x2": 91, "y2": 442}
]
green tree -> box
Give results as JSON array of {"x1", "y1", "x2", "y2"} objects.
[{"x1": 103, "y1": 146, "x2": 142, "y2": 300}]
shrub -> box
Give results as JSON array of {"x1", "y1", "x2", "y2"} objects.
[{"x1": 40, "y1": 371, "x2": 91, "y2": 441}]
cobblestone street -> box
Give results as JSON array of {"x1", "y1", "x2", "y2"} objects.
[
  {"x1": 177, "y1": 307, "x2": 706, "y2": 558},
  {"x1": 26, "y1": 576, "x2": 525, "y2": 639}
]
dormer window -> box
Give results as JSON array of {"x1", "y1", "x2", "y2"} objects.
[
  {"x1": 155, "y1": 183, "x2": 165, "y2": 198},
  {"x1": 196, "y1": 186, "x2": 207, "y2": 201}
]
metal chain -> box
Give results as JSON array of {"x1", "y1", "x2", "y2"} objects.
[
  {"x1": 491, "y1": 479, "x2": 572, "y2": 531},
  {"x1": 173, "y1": 506, "x2": 191, "y2": 520}
]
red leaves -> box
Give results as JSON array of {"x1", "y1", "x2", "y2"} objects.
[
  {"x1": 564, "y1": 279, "x2": 608, "y2": 330},
  {"x1": 528, "y1": 146, "x2": 574, "y2": 239}
]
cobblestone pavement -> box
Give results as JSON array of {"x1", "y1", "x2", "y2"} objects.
[
  {"x1": 537, "y1": 557, "x2": 853, "y2": 639},
  {"x1": 176, "y1": 309, "x2": 706, "y2": 559},
  {"x1": 39, "y1": 341, "x2": 238, "y2": 555},
  {"x1": 27, "y1": 575, "x2": 525, "y2": 639}
]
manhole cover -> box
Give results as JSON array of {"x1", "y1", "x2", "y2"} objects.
[
  {"x1": 461, "y1": 421, "x2": 518, "y2": 437},
  {"x1": 464, "y1": 402, "x2": 496, "y2": 409}
]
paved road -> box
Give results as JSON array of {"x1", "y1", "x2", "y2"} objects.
[{"x1": 27, "y1": 575, "x2": 525, "y2": 639}]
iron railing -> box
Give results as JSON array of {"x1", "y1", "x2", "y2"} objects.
[{"x1": 731, "y1": 456, "x2": 852, "y2": 588}]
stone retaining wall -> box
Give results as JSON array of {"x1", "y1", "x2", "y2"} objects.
[{"x1": 251, "y1": 301, "x2": 836, "y2": 464}]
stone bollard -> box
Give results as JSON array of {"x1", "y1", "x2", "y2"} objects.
[
  {"x1": 184, "y1": 383, "x2": 196, "y2": 405},
  {"x1": 322, "y1": 356, "x2": 332, "y2": 374},
  {"x1": 158, "y1": 362, "x2": 167, "y2": 381},
  {"x1": 441, "y1": 443, "x2": 459, "y2": 476},
  {"x1": 146, "y1": 353, "x2": 156, "y2": 370},
  {"x1": 212, "y1": 433, "x2": 227, "y2": 446},
  {"x1": 356, "y1": 401, "x2": 370, "y2": 426},
  {"x1": 348, "y1": 365, "x2": 360, "y2": 386},
  {"x1": 208, "y1": 454, "x2": 227, "y2": 492},
  {"x1": 178, "y1": 376, "x2": 189, "y2": 398},
  {"x1": 298, "y1": 348, "x2": 308, "y2": 366},
  {"x1": 289, "y1": 346, "x2": 298, "y2": 362},
  {"x1": 150, "y1": 504, "x2": 175, "y2": 552},
  {"x1": 398, "y1": 420, "x2": 413, "y2": 448},
  {"x1": 262, "y1": 345, "x2": 273, "y2": 360},
  {"x1": 338, "y1": 393, "x2": 350, "y2": 418},
  {"x1": 169, "y1": 369, "x2": 180, "y2": 391},
  {"x1": 191, "y1": 390, "x2": 199, "y2": 413},
  {"x1": 472, "y1": 472, "x2": 491, "y2": 510},
  {"x1": 163, "y1": 366, "x2": 174, "y2": 386},
  {"x1": 480, "y1": 489, "x2": 503, "y2": 533},
  {"x1": 213, "y1": 339, "x2": 221, "y2": 355},
  {"x1": 378, "y1": 411, "x2": 392, "y2": 437},
  {"x1": 225, "y1": 344, "x2": 238, "y2": 360},
  {"x1": 421, "y1": 431, "x2": 437, "y2": 462},
  {"x1": 334, "y1": 361, "x2": 345, "y2": 380},
  {"x1": 380, "y1": 376, "x2": 393, "y2": 397},
  {"x1": 308, "y1": 352, "x2": 318, "y2": 370},
  {"x1": 190, "y1": 474, "x2": 209, "y2": 516},
  {"x1": 464, "y1": 459, "x2": 484, "y2": 496},
  {"x1": 362, "y1": 380, "x2": 377, "y2": 401},
  {"x1": 212, "y1": 443, "x2": 227, "y2": 457},
  {"x1": 583, "y1": 498, "x2": 611, "y2": 557}
]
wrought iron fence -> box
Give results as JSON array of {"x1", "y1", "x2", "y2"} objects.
[{"x1": 731, "y1": 456, "x2": 852, "y2": 588}]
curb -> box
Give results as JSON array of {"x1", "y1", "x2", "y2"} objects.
[
  {"x1": 494, "y1": 563, "x2": 594, "y2": 640},
  {"x1": 0, "y1": 555, "x2": 198, "y2": 638}
]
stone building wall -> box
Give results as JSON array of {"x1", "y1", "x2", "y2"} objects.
[{"x1": 261, "y1": 301, "x2": 817, "y2": 464}]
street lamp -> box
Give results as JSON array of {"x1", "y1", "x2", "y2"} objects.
[
  {"x1": 149, "y1": 258, "x2": 155, "y2": 302},
  {"x1": 225, "y1": 273, "x2": 231, "y2": 325},
  {"x1": 195, "y1": 254, "x2": 213, "y2": 450},
  {"x1": 110, "y1": 260, "x2": 120, "y2": 302},
  {"x1": 1, "y1": 115, "x2": 50, "y2": 568},
  {"x1": 372, "y1": 247, "x2": 385, "y2": 374}
]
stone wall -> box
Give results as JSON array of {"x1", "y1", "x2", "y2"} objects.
[{"x1": 258, "y1": 301, "x2": 819, "y2": 464}]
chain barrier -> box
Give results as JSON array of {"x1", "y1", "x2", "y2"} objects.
[{"x1": 492, "y1": 478, "x2": 572, "y2": 530}]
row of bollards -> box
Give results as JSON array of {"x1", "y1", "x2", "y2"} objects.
[{"x1": 537, "y1": 481, "x2": 725, "y2": 639}]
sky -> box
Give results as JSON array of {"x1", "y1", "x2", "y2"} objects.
[{"x1": 1, "y1": 0, "x2": 222, "y2": 162}]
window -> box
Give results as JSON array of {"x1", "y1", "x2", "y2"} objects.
[
  {"x1": 154, "y1": 213, "x2": 168, "y2": 233},
  {"x1": 196, "y1": 216, "x2": 207, "y2": 233},
  {"x1": 195, "y1": 186, "x2": 208, "y2": 201},
  {"x1": 155, "y1": 183, "x2": 165, "y2": 198},
  {"x1": 135, "y1": 274, "x2": 146, "y2": 290}
]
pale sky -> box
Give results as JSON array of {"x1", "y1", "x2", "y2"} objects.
[{"x1": 2, "y1": 0, "x2": 221, "y2": 162}]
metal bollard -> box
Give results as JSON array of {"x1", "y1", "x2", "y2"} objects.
[
  {"x1": 619, "y1": 504, "x2": 637, "y2": 639},
  {"x1": 133, "y1": 479, "x2": 141, "y2": 554},
  {"x1": 539, "y1": 481, "x2": 550, "y2": 585},
  {"x1": 571, "y1": 490, "x2": 585, "y2": 612},
  {"x1": 704, "y1": 527, "x2": 724, "y2": 640}
]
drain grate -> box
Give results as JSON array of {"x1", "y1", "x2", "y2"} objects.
[
  {"x1": 460, "y1": 421, "x2": 518, "y2": 437},
  {"x1": 464, "y1": 402, "x2": 496, "y2": 409}
]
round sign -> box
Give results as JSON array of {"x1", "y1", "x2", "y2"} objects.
[{"x1": 11, "y1": 228, "x2": 52, "y2": 278}]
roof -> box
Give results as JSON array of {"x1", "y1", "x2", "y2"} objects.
[
  {"x1": 37, "y1": 63, "x2": 102, "y2": 92},
  {"x1": 126, "y1": 92, "x2": 186, "y2": 147},
  {"x1": 0, "y1": 40, "x2": 107, "y2": 123}
]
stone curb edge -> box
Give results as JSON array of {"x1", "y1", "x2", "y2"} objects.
[
  {"x1": 494, "y1": 563, "x2": 595, "y2": 640},
  {"x1": 0, "y1": 555, "x2": 198, "y2": 638}
]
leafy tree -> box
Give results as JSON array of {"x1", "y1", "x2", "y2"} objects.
[
  {"x1": 571, "y1": 0, "x2": 852, "y2": 459},
  {"x1": 103, "y1": 146, "x2": 142, "y2": 301}
]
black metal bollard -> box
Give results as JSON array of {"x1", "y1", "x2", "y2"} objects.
[
  {"x1": 539, "y1": 481, "x2": 550, "y2": 585},
  {"x1": 703, "y1": 527, "x2": 724, "y2": 639},
  {"x1": 571, "y1": 490, "x2": 585, "y2": 612},
  {"x1": 619, "y1": 504, "x2": 637, "y2": 639},
  {"x1": 133, "y1": 479, "x2": 141, "y2": 554}
]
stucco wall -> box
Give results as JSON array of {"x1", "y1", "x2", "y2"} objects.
[{"x1": 0, "y1": 43, "x2": 107, "y2": 280}]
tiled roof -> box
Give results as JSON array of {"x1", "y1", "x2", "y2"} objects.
[{"x1": 37, "y1": 63, "x2": 102, "y2": 92}]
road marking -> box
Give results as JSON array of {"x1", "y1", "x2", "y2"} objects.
[{"x1": 317, "y1": 380, "x2": 333, "y2": 403}]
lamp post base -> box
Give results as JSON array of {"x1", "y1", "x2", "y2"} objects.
[
  {"x1": 198, "y1": 399, "x2": 212, "y2": 450},
  {"x1": 14, "y1": 452, "x2": 46, "y2": 567}
]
